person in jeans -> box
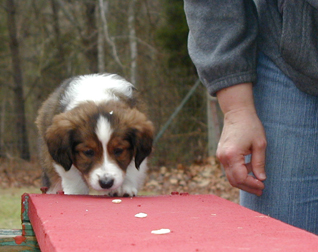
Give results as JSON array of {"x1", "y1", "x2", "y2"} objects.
[{"x1": 184, "y1": 0, "x2": 318, "y2": 234}]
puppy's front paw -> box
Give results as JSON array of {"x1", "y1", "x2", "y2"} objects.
[{"x1": 108, "y1": 185, "x2": 138, "y2": 197}]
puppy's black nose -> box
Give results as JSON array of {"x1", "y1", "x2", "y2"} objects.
[{"x1": 99, "y1": 177, "x2": 114, "y2": 189}]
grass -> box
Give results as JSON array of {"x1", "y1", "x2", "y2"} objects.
[
  {"x1": 0, "y1": 187, "x2": 39, "y2": 229},
  {"x1": 0, "y1": 187, "x2": 155, "y2": 230}
]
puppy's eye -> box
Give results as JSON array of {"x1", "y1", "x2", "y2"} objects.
[
  {"x1": 114, "y1": 148, "x2": 124, "y2": 156},
  {"x1": 83, "y1": 149, "x2": 94, "y2": 157}
]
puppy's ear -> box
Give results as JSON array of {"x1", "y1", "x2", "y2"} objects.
[
  {"x1": 45, "y1": 114, "x2": 74, "y2": 171},
  {"x1": 132, "y1": 121, "x2": 154, "y2": 169}
]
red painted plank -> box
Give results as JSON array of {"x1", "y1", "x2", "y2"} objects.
[{"x1": 27, "y1": 194, "x2": 318, "y2": 252}]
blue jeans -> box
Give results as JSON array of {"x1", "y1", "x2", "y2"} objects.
[{"x1": 240, "y1": 52, "x2": 318, "y2": 234}]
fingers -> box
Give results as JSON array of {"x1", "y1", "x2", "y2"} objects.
[
  {"x1": 218, "y1": 156, "x2": 265, "y2": 196},
  {"x1": 223, "y1": 159, "x2": 265, "y2": 196},
  {"x1": 215, "y1": 104, "x2": 267, "y2": 196},
  {"x1": 236, "y1": 176, "x2": 264, "y2": 196},
  {"x1": 217, "y1": 143, "x2": 266, "y2": 196},
  {"x1": 251, "y1": 139, "x2": 267, "y2": 181}
]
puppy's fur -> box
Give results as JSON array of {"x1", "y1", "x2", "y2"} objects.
[{"x1": 36, "y1": 73, "x2": 154, "y2": 196}]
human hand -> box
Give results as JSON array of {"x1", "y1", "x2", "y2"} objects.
[
  {"x1": 216, "y1": 83, "x2": 267, "y2": 196},
  {"x1": 216, "y1": 108, "x2": 267, "y2": 196}
]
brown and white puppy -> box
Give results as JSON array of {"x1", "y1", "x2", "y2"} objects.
[{"x1": 36, "y1": 73, "x2": 154, "y2": 196}]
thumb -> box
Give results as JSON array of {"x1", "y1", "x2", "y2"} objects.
[{"x1": 251, "y1": 140, "x2": 267, "y2": 181}]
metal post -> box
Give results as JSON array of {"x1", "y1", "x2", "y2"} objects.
[{"x1": 207, "y1": 93, "x2": 221, "y2": 156}]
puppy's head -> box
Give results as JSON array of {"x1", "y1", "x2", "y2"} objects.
[{"x1": 45, "y1": 102, "x2": 154, "y2": 191}]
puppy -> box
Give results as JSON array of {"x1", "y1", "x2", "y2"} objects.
[{"x1": 36, "y1": 73, "x2": 154, "y2": 196}]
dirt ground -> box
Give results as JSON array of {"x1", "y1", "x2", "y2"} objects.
[{"x1": 0, "y1": 157, "x2": 239, "y2": 203}]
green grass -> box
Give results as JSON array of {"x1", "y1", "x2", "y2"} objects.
[
  {"x1": 0, "y1": 187, "x2": 39, "y2": 229},
  {"x1": 0, "y1": 187, "x2": 155, "y2": 230}
]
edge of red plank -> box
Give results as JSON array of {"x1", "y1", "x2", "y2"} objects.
[{"x1": 27, "y1": 193, "x2": 318, "y2": 252}]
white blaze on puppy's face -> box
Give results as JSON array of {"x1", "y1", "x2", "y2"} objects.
[{"x1": 87, "y1": 116, "x2": 125, "y2": 191}]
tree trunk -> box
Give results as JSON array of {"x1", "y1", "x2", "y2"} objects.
[
  {"x1": 97, "y1": 3, "x2": 105, "y2": 73},
  {"x1": 128, "y1": 0, "x2": 137, "y2": 85},
  {"x1": 99, "y1": 0, "x2": 123, "y2": 68},
  {"x1": 50, "y1": 0, "x2": 67, "y2": 79},
  {"x1": 0, "y1": 98, "x2": 6, "y2": 158},
  {"x1": 6, "y1": 0, "x2": 30, "y2": 160},
  {"x1": 83, "y1": 1, "x2": 98, "y2": 73}
]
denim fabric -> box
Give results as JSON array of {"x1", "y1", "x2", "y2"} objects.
[{"x1": 240, "y1": 52, "x2": 318, "y2": 234}]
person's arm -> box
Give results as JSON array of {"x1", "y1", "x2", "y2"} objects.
[
  {"x1": 184, "y1": 0, "x2": 258, "y2": 95},
  {"x1": 216, "y1": 83, "x2": 266, "y2": 196},
  {"x1": 184, "y1": 0, "x2": 267, "y2": 195}
]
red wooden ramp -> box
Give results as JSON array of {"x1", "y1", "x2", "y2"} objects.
[{"x1": 26, "y1": 193, "x2": 318, "y2": 252}]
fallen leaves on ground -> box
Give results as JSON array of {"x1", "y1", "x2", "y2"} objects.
[
  {"x1": 142, "y1": 157, "x2": 239, "y2": 203},
  {"x1": 0, "y1": 157, "x2": 239, "y2": 203},
  {"x1": 0, "y1": 158, "x2": 42, "y2": 189}
]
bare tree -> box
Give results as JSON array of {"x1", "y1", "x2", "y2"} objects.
[
  {"x1": 97, "y1": 3, "x2": 105, "y2": 73},
  {"x1": 5, "y1": 0, "x2": 30, "y2": 160},
  {"x1": 54, "y1": 0, "x2": 98, "y2": 73},
  {"x1": 50, "y1": 0, "x2": 67, "y2": 79},
  {"x1": 98, "y1": 0, "x2": 123, "y2": 68},
  {"x1": 83, "y1": 1, "x2": 98, "y2": 73},
  {"x1": 128, "y1": 0, "x2": 137, "y2": 85},
  {"x1": 0, "y1": 98, "x2": 6, "y2": 157}
]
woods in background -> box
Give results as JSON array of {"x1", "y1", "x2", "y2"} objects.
[{"x1": 0, "y1": 0, "x2": 209, "y2": 167}]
